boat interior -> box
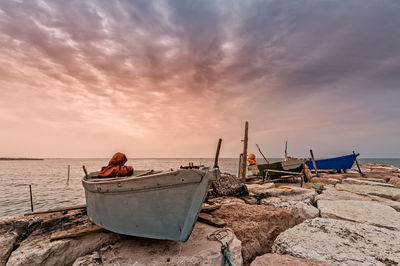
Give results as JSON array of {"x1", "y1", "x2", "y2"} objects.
[{"x1": 85, "y1": 169, "x2": 162, "y2": 182}]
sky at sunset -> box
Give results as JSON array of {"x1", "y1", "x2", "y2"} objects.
[{"x1": 1, "y1": 0, "x2": 400, "y2": 158}]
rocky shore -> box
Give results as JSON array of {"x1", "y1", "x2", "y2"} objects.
[{"x1": 1, "y1": 163, "x2": 400, "y2": 266}]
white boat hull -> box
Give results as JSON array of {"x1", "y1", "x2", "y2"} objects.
[{"x1": 82, "y1": 168, "x2": 219, "y2": 242}]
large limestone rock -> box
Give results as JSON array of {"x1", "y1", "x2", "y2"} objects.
[
  {"x1": 73, "y1": 222, "x2": 243, "y2": 266},
  {"x1": 0, "y1": 215, "x2": 43, "y2": 266},
  {"x1": 272, "y1": 218, "x2": 400, "y2": 265},
  {"x1": 342, "y1": 178, "x2": 394, "y2": 187},
  {"x1": 1, "y1": 209, "x2": 121, "y2": 266},
  {"x1": 336, "y1": 183, "x2": 400, "y2": 201},
  {"x1": 261, "y1": 201, "x2": 319, "y2": 225},
  {"x1": 246, "y1": 183, "x2": 275, "y2": 197},
  {"x1": 208, "y1": 196, "x2": 245, "y2": 205},
  {"x1": 389, "y1": 176, "x2": 400, "y2": 188},
  {"x1": 211, "y1": 203, "x2": 295, "y2": 265},
  {"x1": 318, "y1": 200, "x2": 400, "y2": 230},
  {"x1": 8, "y1": 232, "x2": 121, "y2": 266},
  {"x1": 360, "y1": 172, "x2": 397, "y2": 182},
  {"x1": 359, "y1": 164, "x2": 399, "y2": 173},
  {"x1": 250, "y1": 254, "x2": 332, "y2": 266},
  {"x1": 258, "y1": 187, "x2": 317, "y2": 205},
  {"x1": 73, "y1": 251, "x2": 101, "y2": 266},
  {"x1": 0, "y1": 233, "x2": 17, "y2": 266},
  {"x1": 315, "y1": 187, "x2": 400, "y2": 212}
]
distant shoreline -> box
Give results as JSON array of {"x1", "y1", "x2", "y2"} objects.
[{"x1": 0, "y1": 158, "x2": 44, "y2": 161}]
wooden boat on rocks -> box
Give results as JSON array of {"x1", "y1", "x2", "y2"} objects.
[
  {"x1": 82, "y1": 167, "x2": 220, "y2": 242},
  {"x1": 248, "y1": 159, "x2": 305, "y2": 179}
]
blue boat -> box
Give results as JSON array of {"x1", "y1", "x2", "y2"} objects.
[{"x1": 306, "y1": 153, "x2": 360, "y2": 170}]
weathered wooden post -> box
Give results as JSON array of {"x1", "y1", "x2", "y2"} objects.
[
  {"x1": 29, "y1": 184, "x2": 34, "y2": 212},
  {"x1": 67, "y1": 165, "x2": 70, "y2": 184},
  {"x1": 238, "y1": 153, "x2": 243, "y2": 177},
  {"x1": 214, "y1": 138, "x2": 222, "y2": 168},
  {"x1": 285, "y1": 141, "x2": 288, "y2": 160},
  {"x1": 309, "y1": 149, "x2": 319, "y2": 177},
  {"x1": 240, "y1": 121, "x2": 249, "y2": 183},
  {"x1": 353, "y1": 151, "x2": 364, "y2": 176},
  {"x1": 256, "y1": 144, "x2": 269, "y2": 164},
  {"x1": 82, "y1": 165, "x2": 88, "y2": 178}
]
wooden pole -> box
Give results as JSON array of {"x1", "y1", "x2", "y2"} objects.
[
  {"x1": 353, "y1": 151, "x2": 364, "y2": 176},
  {"x1": 240, "y1": 121, "x2": 249, "y2": 183},
  {"x1": 256, "y1": 144, "x2": 269, "y2": 164},
  {"x1": 238, "y1": 153, "x2": 243, "y2": 177},
  {"x1": 214, "y1": 138, "x2": 222, "y2": 168},
  {"x1": 285, "y1": 141, "x2": 288, "y2": 160},
  {"x1": 309, "y1": 149, "x2": 319, "y2": 177},
  {"x1": 67, "y1": 165, "x2": 70, "y2": 184},
  {"x1": 29, "y1": 184, "x2": 34, "y2": 212},
  {"x1": 265, "y1": 169, "x2": 302, "y2": 175},
  {"x1": 82, "y1": 165, "x2": 88, "y2": 178},
  {"x1": 50, "y1": 225, "x2": 103, "y2": 241}
]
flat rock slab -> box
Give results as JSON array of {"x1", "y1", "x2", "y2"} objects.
[
  {"x1": 73, "y1": 222, "x2": 243, "y2": 266},
  {"x1": 208, "y1": 196, "x2": 245, "y2": 205},
  {"x1": 0, "y1": 209, "x2": 121, "y2": 266},
  {"x1": 260, "y1": 200, "x2": 319, "y2": 225},
  {"x1": 7, "y1": 232, "x2": 120, "y2": 266},
  {"x1": 250, "y1": 254, "x2": 333, "y2": 266},
  {"x1": 360, "y1": 164, "x2": 399, "y2": 173},
  {"x1": 258, "y1": 187, "x2": 317, "y2": 204},
  {"x1": 310, "y1": 177, "x2": 340, "y2": 185},
  {"x1": 211, "y1": 203, "x2": 295, "y2": 265},
  {"x1": 246, "y1": 183, "x2": 275, "y2": 197},
  {"x1": 315, "y1": 188, "x2": 400, "y2": 212},
  {"x1": 336, "y1": 184, "x2": 400, "y2": 201},
  {"x1": 316, "y1": 173, "x2": 345, "y2": 181},
  {"x1": 318, "y1": 200, "x2": 400, "y2": 230},
  {"x1": 342, "y1": 178, "x2": 394, "y2": 187},
  {"x1": 356, "y1": 177, "x2": 387, "y2": 183},
  {"x1": 359, "y1": 172, "x2": 397, "y2": 182},
  {"x1": 272, "y1": 218, "x2": 400, "y2": 266}
]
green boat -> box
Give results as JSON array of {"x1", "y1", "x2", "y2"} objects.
[{"x1": 248, "y1": 159, "x2": 305, "y2": 179}]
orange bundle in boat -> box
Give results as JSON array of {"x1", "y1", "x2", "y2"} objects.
[{"x1": 98, "y1": 152, "x2": 134, "y2": 178}]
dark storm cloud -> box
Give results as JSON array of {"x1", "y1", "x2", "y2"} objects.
[{"x1": 221, "y1": 0, "x2": 400, "y2": 93}]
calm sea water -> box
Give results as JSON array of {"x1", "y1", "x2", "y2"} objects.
[{"x1": 0, "y1": 158, "x2": 399, "y2": 217}]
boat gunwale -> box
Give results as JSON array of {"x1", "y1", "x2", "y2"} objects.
[
  {"x1": 82, "y1": 169, "x2": 205, "y2": 185},
  {"x1": 307, "y1": 153, "x2": 359, "y2": 163},
  {"x1": 83, "y1": 179, "x2": 203, "y2": 194},
  {"x1": 256, "y1": 158, "x2": 306, "y2": 168}
]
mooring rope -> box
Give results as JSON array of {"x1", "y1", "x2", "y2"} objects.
[{"x1": 207, "y1": 228, "x2": 235, "y2": 266}]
